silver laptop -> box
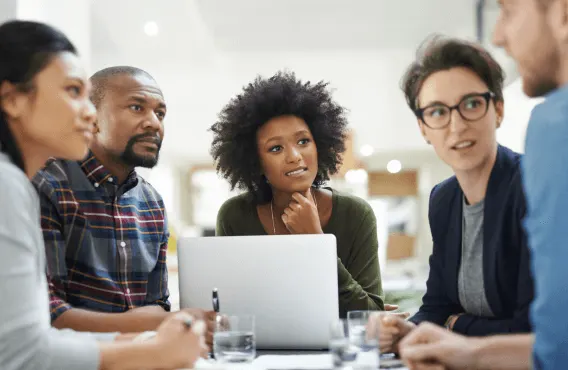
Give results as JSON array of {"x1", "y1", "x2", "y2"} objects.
[{"x1": 177, "y1": 234, "x2": 339, "y2": 350}]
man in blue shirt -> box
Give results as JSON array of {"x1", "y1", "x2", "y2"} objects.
[{"x1": 398, "y1": 0, "x2": 568, "y2": 369}]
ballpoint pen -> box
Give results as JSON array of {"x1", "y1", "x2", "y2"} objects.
[{"x1": 212, "y1": 288, "x2": 220, "y2": 313}]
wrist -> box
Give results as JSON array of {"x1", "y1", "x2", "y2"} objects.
[{"x1": 469, "y1": 337, "x2": 486, "y2": 368}]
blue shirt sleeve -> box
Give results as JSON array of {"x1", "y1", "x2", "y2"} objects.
[{"x1": 522, "y1": 99, "x2": 568, "y2": 370}]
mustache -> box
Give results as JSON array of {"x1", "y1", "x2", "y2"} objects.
[{"x1": 129, "y1": 134, "x2": 162, "y2": 147}]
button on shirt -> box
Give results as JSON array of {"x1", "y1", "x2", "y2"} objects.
[{"x1": 32, "y1": 153, "x2": 170, "y2": 322}]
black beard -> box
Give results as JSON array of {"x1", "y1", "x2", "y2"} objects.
[{"x1": 119, "y1": 134, "x2": 162, "y2": 168}]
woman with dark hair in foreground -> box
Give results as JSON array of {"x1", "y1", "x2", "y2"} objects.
[{"x1": 0, "y1": 20, "x2": 204, "y2": 370}]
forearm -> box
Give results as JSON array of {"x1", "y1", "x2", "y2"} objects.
[
  {"x1": 337, "y1": 259, "x2": 384, "y2": 313},
  {"x1": 472, "y1": 334, "x2": 533, "y2": 370},
  {"x1": 452, "y1": 313, "x2": 531, "y2": 335},
  {"x1": 98, "y1": 341, "x2": 163, "y2": 370},
  {"x1": 53, "y1": 305, "x2": 169, "y2": 333}
]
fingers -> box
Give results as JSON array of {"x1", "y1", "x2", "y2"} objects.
[
  {"x1": 382, "y1": 314, "x2": 406, "y2": 329},
  {"x1": 399, "y1": 322, "x2": 447, "y2": 349},
  {"x1": 384, "y1": 304, "x2": 399, "y2": 311},
  {"x1": 392, "y1": 312, "x2": 411, "y2": 320},
  {"x1": 406, "y1": 360, "x2": 445, "y2": 370},
  {"x1": 291, "y1": 191, "x2": 313, "y2": 205},
  {"x1": 205, "y1": 311, "x2": 218, "y2": 321},
  {"x1": 400, "y1": 342, "x2": 445, "y2": 364}
]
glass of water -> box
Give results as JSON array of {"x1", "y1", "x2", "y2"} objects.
[
  {"x1": 347, "y1": 311, "x2": 380, "y2": 369},
  {"x1": 329, "y1": 319, "x2": 358, "y2": 369},
  {"x1": 213, "y1": 314, "x2": 256, "y2": 363}
]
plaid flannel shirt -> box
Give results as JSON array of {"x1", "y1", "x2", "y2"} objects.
[{"x1": 32, "y1": 153, "x2": 170, "y2": 322}]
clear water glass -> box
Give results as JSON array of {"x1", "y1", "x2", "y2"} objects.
[
  {"x1": 329, "y1": 319, "x2": 359, "y2": 369},
  {"x1": 347, "y1": 311, "x2": 380, "y2": 369},
  {"x1": 213, "y1": 314, "x2": 256, "y2": 363}
]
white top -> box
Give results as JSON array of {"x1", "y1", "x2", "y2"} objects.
[{"x1": 0, "y1": 152, "x2": 114, "y2": 370}]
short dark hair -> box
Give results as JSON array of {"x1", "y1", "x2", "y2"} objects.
[
  {"x1": 401, "y1": 35, "x2": 505, "y2": 114},
  {"x1": 210, "y1": 71, "x2": 349, "y2": 203},
  {"x1": 0, "y1": 20, "x2": 76, "y2": 172},
  {"x1": 90, "y1": 66, "x2": 154, "y2": 107}
]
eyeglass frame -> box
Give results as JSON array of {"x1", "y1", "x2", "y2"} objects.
[{"x1": 413, "y1": 91, "x2": 497, "y2": 130}]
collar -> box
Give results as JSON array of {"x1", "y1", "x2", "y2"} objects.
[{"x1": 79, "y1": 152, "x2": 138, "y2": 189}]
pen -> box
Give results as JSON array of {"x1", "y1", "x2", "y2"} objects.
[
  {"x1": 212, "y1": 288, "x2": 220, "y2": 313},
  {"x1": 210, "y1": 288, "x2": 220, "y2": 360}
]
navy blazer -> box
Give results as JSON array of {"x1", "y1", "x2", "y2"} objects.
[{"x1": 409, "y1": 145, "x2": 534, "y2": 335}]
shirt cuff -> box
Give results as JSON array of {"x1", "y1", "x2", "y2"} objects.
[
  {"x1": 46, "y1": 329, "x2": 100, "y2": 370},
  {"x1": 50, "y1": 301, "x2": 72, "y2": 323}
]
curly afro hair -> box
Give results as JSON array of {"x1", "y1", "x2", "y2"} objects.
[{"x1": 210, "y1": 71, "x2": 349, "y2": 204}]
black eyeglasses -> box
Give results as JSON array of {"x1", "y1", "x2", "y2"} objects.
[{"x1": 414, "y1": 91, "x2": 496, "y2": 130}]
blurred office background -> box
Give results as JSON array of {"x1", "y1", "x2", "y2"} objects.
[{"x1": 2, "y1": 0, "x2": 542, "y2": 312}]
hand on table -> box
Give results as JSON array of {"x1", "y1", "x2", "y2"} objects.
[
  {"x1": 399, "y1": 322, "x2": 479, "y2": 370},
  {"x1": 367, "y1": 312, "x2": 415, "y2": 354},
  {"x1": 153, "y1": 312, "x2": 208, "y2": 369},
  {"x1": 181, "y1": 308, "x2": 217, "y2": 350}
]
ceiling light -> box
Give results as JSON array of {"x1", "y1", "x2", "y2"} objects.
[
  {"x1": 360, "y1": 144, "x2": 374, "y2": 157},
  {"x1": 345, "y1": 169, "x2": 368, "y2": 184},
  {"x1": 387, "y1": 160, "x2": 402, "y2": 174},
  {"x1": 144, "y1": 21, "x2": 159, "y2": 36}
]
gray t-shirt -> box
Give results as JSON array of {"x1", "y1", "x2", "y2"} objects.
[
  {"x1": 0, "y1": 152, "x2": 114, "y2": 370},
  {"x1": 458, "y1": 197, "x2": 495, "y2": 318}
]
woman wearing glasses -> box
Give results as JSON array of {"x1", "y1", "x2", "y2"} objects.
[{"x1": 372, "y1": 37, "x2": 533, "y2": 354}]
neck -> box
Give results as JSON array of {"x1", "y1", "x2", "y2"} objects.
[
  {"x1": 90, "y1": 143, "x2": 133, "y2": 184},
  {"x1": 19, "y1": 142, "x2": 50, "y2": 180},
  {"x1": 271, "y1": 189, "x2": 295, "y2": 212},
  {"x1": 271, "y1": 187, "x2": 316, "y2": 211},
  {"x1": 454, "y1": 145, "x2": 498, "y2": 205},
  {"x1": 7, "y1": 128, "x2": 49, "y2": 179}
]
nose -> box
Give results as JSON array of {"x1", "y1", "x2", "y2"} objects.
[
  {"x1": 142, "y1": 112, "x2": 163, "y2": 133},
  {"x1": 492, "y1": 15, "x2": 505, "y2": 48},
  {"x1": 285, "y1": 146, "x2": 302, "y2": 164},
  {"x1": 448, "y1": 109, "x2": 468, "y2": 134},
  {"x1": 83, "y1": 99, "x2": 97, "y2": 126}
]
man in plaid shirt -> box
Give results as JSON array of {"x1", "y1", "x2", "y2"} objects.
[{"x1": 32, "y1": 66, "x2": 215, "y2": 346}]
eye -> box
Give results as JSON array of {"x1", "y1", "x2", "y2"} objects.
[
  {"x1": 463, "y1": 97, "x2": 484, "y2": 110},
  {"x1": 425, "y1": 106, "x2": 448, "y2": 118},
  {"x1": 66, "y1": 85, "x2": 81, "y2": 97},
  {"x1": 269, "y1": 145, "x2": 282, "y2": 153},
  {"x1": 298, "y1": 138, "x2": 311, "y2": 145},
  {"x1": 129, "y1": 104, "x2": 143, "y2": 112},
  {"x1": 156, "y1": 110, "x2": 166, "y2": 120}
]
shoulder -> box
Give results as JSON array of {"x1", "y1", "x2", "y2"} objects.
[
  {"x1": 0, "y1": 155, "x2": 38, "y2": 221},
  {"x1": 31, "y1": 158, "x2": 72, "y2": 195},
  {"x1": 218, "y1": 193, "x2": 253, "y2": 221},
  {"x1": 332, "y1": 189, "x2": 374, "y2": 218},
  {"x1": 136, "y1": 175, "x2": 166, "y2": 205},
  {"x1": 430, "y1": 175, "x2": 459, "y2": 205}
]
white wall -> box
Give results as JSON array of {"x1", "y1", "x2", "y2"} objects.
[
  {"x1": 497, "y1": 78, "x2": 543, "y2": 153},
  {"x1": 92, "y1": 48, "x2": 427, "y2": 164}
]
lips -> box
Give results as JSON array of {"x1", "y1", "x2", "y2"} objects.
[
  {"x1": 285, "y1": 167, "x2": 308, "y2": 176},
  {"x1": 136, "y1": 138, "x2": 160, "y2": 148},
  {"x1": 452, "y1": 140, "x2": 475, "y2": 150}
]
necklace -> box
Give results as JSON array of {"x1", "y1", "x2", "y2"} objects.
[{"x1": 270, "y1": 191, "x2": 318, "y2": 235}]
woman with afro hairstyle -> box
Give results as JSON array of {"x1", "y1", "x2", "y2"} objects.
[{"x1": 210, "y1": 71, "x2": 386, "y2": 317}]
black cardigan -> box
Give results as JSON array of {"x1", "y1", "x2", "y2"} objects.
[{"x1": 409, "y1": 145, "x2": 534, "y2": 335}]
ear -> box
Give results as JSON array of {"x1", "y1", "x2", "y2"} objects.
[
  {"x1": 550, "y1": 0, "x2": 568, "y2": 43},
  {"x1": 494, "y1": 100, "x2": 505, "y2": 129},
  {"x1": 0, "y1": 81, "x2": 27, "y2": 120},
  {"x1": 418, "y1": 120, "x2": 431, "y2": 144}
]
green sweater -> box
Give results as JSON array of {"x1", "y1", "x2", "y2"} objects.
[{"x1": 216, "y1": 188, "x2": 384, "y2": 317}]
